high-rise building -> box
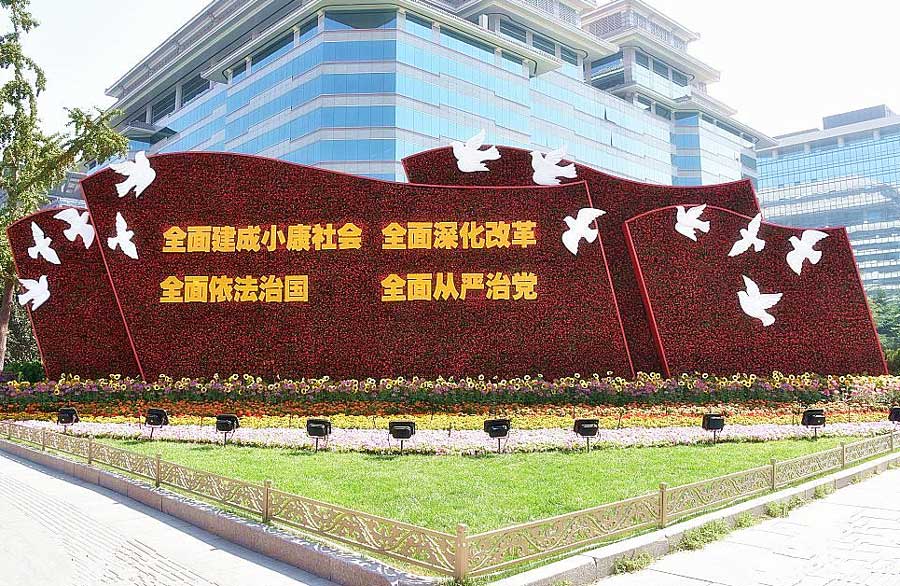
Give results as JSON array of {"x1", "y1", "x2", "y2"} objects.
[
  {"x1": 757, "y1": 105, "x2": 900, "y2": 297},
  {"x1": 100, "y1": 0, "x2": 770, "y2": 185}
]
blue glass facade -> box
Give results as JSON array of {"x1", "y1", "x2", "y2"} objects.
[
  {"x1": 758, "y1": 116, "x2": 900, "y2": 296},
  {"x1": 110, "y1": 2, "x2": 766, "y2": 188}
]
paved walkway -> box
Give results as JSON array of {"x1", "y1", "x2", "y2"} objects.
[
  {"x1": 0, "y1": 450, "x2": 335, "y2": 586},
  {"x1": 596, "y1": 468, "x2": 900, "y2": 586}
]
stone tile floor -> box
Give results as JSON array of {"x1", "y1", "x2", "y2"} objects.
[
  {"x1": 0, "y1": 450, "x2": 336, "y2": 586},
  {"x1": 595, "y1": 468, "x2": 900, "y2": 586}
]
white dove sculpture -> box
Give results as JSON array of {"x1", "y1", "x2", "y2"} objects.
[
  {"x1": 530, "y1": 145, "x2": 577, "y2": 186},
  {"x1": 737, "y1": 275, "x2": 782, "y2": 327},
  {"x1": 110, "y1": 150, "x2": 156, "y2": 198},
  {"x1": 786, "y1": 230, "x2": 828, "y2": 275},
  {"x1": 561, "y1": 208, "x2": 606, "y2": 255},
  {"x1": 674, "y1": 205, "x2": 710, "y2": 241},
  {"x1": 450, "y1": 129, "x2": 500, "y2": 173},
  {"x1": 27, "y1": 222, "x2": 61, "y2": 265},
  {"x1": 107, "y1": 212, "x2": 138, "y2": 259},
  {"x1": 728, "y1": 213, "x2": 766, "y2": 257},
  {"x1": 18, "y1": 275, "x2": 50, "y2": 311},
  {"x1": 54, "y1": 208, "x2": 95, "y2": 249}
]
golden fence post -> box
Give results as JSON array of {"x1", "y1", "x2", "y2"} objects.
[
  {"x1": 87, "y1": 436, "x2": 93, "y2": 465},
  {"x1": 770, "y1": 458, "x2": 777, "y2": 491},
  {"x1": 41, "y1": 428, "x2": 46, "y2": 451},
  {"x1": 841, "y1": 443, "x2": 846, "y2": 469},
  {"x1": 658, "y1": 483, "x2": 669, "y2": 528},
  {"x1": 454, "y1": 523, "x2": 469, "y2": 580},
  {"x1": 154, "y1": 454, "x2": 161, "y2": 488},
  {"x1": 262, "y1": 480, "x2": 272, "y2": 523}
]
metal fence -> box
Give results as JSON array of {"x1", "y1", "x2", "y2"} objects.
[{"x1": 1, "y1": 421, "x2": 895, "y2": 579}]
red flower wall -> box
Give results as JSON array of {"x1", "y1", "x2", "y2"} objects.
[
  {"x1": 80, "y1": 152, "x2": 632, "y2": 379},
  {"x1": 624, "y1": 205, "x2": 887, "y2": 376},
  {"x1": 402, "y1": 146, "x2": 762, "y2": 374},
  {"x1": 7, "y1": 208, "x2": 140, "y2": 378}
]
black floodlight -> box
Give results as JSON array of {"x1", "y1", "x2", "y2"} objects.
[
  {"x1": 57, "y1": 407, "x2": 79, "y2": 433},
  {"x1": 144, "y1": 408, "x2": 169, "y2": 439},
  {"x1": 574, "y1": 418, "x2": 599, "y2": 451},
  {"x1": 801, "y1": 408, "x2": 826, "y2": 439},
  {"x1": 215, "y1": 414, "x2": 239, "y2": 445},
  {"x1": 702, "y1": 413, "x2": 725, "y2": 443},
  {"x1": 484, "y1": 419, "x2": 511, "y2": 453},
  {"x1": 889, "y1": 406, "x2": 900, "y2": 424},
  {"x1": 389, "y1": 420, "x2": 416, "y2": 454},
  {"x1": 306, "y1": 418, "x2": 332, "y2": 452}
]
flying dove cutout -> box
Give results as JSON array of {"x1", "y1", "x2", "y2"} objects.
[
  {"x1": 18, "y1": 275, "x2": 50, "y2": 311},
  {"x1": 110, "y1": 150, "x2": 156, "y2": 198},
  {"x1": 786, "y1": 230, "x2": 828, "y2": 275},
  {"x1": 530, "y1": 145, "x2": 577, "y2": 186},
  {"x1": 737, "y1": 275, "x2": 782, "y2": 327},
  {"x1": 728, "y1": 213, "x2": 765, "y2": 257},
  {"x1": 107, "y1": 212, "x2": 138, "y2": 259},
  {"x1": 450, "y1": 129, "x2": 501, "y2": 173},
  {"x1": 562, "y1": 208, "x2": 606, "y2": 255},
  {"x1": 54, "y1": 208, "x2": 95, "y2": 249},
  {"x1": 674, "y1": 205, "x2": 710, "y2": 241},
  {"x1": 27, "y1": 222, "x2": 61, "y2": 265}
]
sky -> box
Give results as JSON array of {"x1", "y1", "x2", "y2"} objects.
[{"x1": 22, "y1": 0, "x2": 900, "y2": 139}]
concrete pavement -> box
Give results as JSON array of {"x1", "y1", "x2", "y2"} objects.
[
  {"x1": 595, "y1": 468, "x2": 900, "y2": 586},
  {"x1": 0, "y1": 450, "x2": 336, "y2": 586}
]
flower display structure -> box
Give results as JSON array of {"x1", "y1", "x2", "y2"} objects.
[
  {"x1": 624, "y1": 205, "x2": 886, "y2": 376},
  {"x1": 402, "y1": 145, "x2": 761, "y2": 375}
]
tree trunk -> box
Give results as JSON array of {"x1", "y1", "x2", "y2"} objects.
[{"x1": 0, "y1": 279, "x2": 16, "y2": 371}]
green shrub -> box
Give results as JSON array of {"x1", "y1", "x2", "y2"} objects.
[
  {"x1": 678, "y1": 519, "x2": 731, "y2": 550},
  {"x1": 612, "y1": 552, "x2": 654, "y2": 574},
  {"x1": 7, "y1": 360, "x2": 44, "y2": 383},
  {"x1": 886, "y1": 348, "x2": 900, "y2": 376},
  {"x1": 766, "y1": 496, "x2": 807, "y2": 518},
  {"x1": 733, "y1": 512, "x2": 757, "y2": 528},
  {"x1": 814, "y1": 484, "x2": 834, "y2": 499}
]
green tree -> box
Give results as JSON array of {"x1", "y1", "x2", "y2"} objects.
[
  {"x1": 869, "y1": 290, "x2": 900, "y2": 351},
  {"x1": 0, "y1": 0, "x2": 127, "y2": 369}
]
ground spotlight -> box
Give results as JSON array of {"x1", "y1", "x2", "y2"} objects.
[
  {"x1": 144, "y1": 408, "x2": 169, "y2": 439},
  {"x1": 388, "y1": 420, "x2": 416, "y2": 454},
  {"x1": 484, "y1": 419, "x2": 511, "y2": 453},
  {"x1": 701, "y1": 413, "x2": 725, "y2": 443},
  {"x1": 306, "y1": 418, "x2": 332, "y2": 452},
  {"x1": 57, "y1": 407, "x2": 79, "y2": 434},
  {"x1": 889, "y1": 406, "x2": 900, "y2": 425},
  {"x1": 215, "y1": 414, "x2": 239, "y2": 445},
  {"x1": 801, "y1": 408, "x2": 826, "y2": 439},
  {"x1": 573, "y1": 418, "x2": 599, "y2": 451}
]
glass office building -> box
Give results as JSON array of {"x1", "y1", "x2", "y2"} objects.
[
  {"x1": 757, "y1": 105, "x2": 900, "y2": 296},
  {"x1": 101, "y1": 0, "x2": 769, "y2": 186}
]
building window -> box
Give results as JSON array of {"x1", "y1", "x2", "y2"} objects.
[
  {"x1": 652, "y1": 59, "x2": 669, "y2": 78},
  {"x1": 181, "y1": 75, "x2": 209, "y2": 106},
  {"x1": 501, "y1": 52, "x2": 523, "y2": 74},
  {"x1": 671, "y1": 69, "x2": 689, "y2": 87},
  {"x1": 251, "y1": 32, "x2": 293, "y2": 71},
  {"x1": 151, "y1": 91, "x2": 176, "y2": 123},
  {"x1": 740, "y1": 153, "x2": 757, "y2": 170},
  {"x1": 654, "y1": 104, "x2": 672, "y2": 120},
  {"x1": 590, "y1": 51, "x2": 622, "y2": 77},
  {"x1": 592, "y1": 71, "x2": 624, "y2": 91},
  {"x1": 674, "y1": 111, "x2": 699, "y2": 126},
  {"x1": 532, "y1": 33, "x2": 555, "y2": 55},
  {"x1": 560, "y1": 46, "x2": 578, "y2": 66},
  {"x1": 636, "y1": 95, "x2": 652, "y2": 110},
  {"x1": 405, "y1": 13, "x2": 432, "y2": 39},
  {"x1": 441, "y1": 28, "x2": 494, "y2": 62},
  {"x1": 324, "y1": 11, "x2": 396, "y2": 30},
  {"x1": 635, "y1": 50, "x2": 650, "y2": 68},
  {"x1": 298, "y1": 18, "x2": 317, "y2": 44},
  {"x1": 231, "y1": 61, "x2": 247, "y2": 83},
  {"x1": 498, "y1": 19, "x2": 526, "y2": 43}
]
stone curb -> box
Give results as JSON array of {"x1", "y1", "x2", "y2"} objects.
[
  {"x1": 0, "y1": 439, "x2": 435, "y2": 586},
  {"x1": 490, "y1": 449, "x2": 900, "y2": 586}
]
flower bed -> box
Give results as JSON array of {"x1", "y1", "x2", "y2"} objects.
[
  {"x1": 17, "y1": 419, "x2": 896, "y2": 455},
  {"x1": 2, "y1": 372, "x2": 899, "y2": 408}
]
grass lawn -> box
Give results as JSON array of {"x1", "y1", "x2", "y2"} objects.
[{"x1": 103, "y1": 437, "x2": 847, "y2": 533}]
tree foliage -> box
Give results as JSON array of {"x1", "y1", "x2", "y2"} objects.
[
  {"x1": 0, "y1": 0, "x2": 128, "y2": 368},
  {"x1": 870, "y1": 290, "x2": 900, "y2": 351}
]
